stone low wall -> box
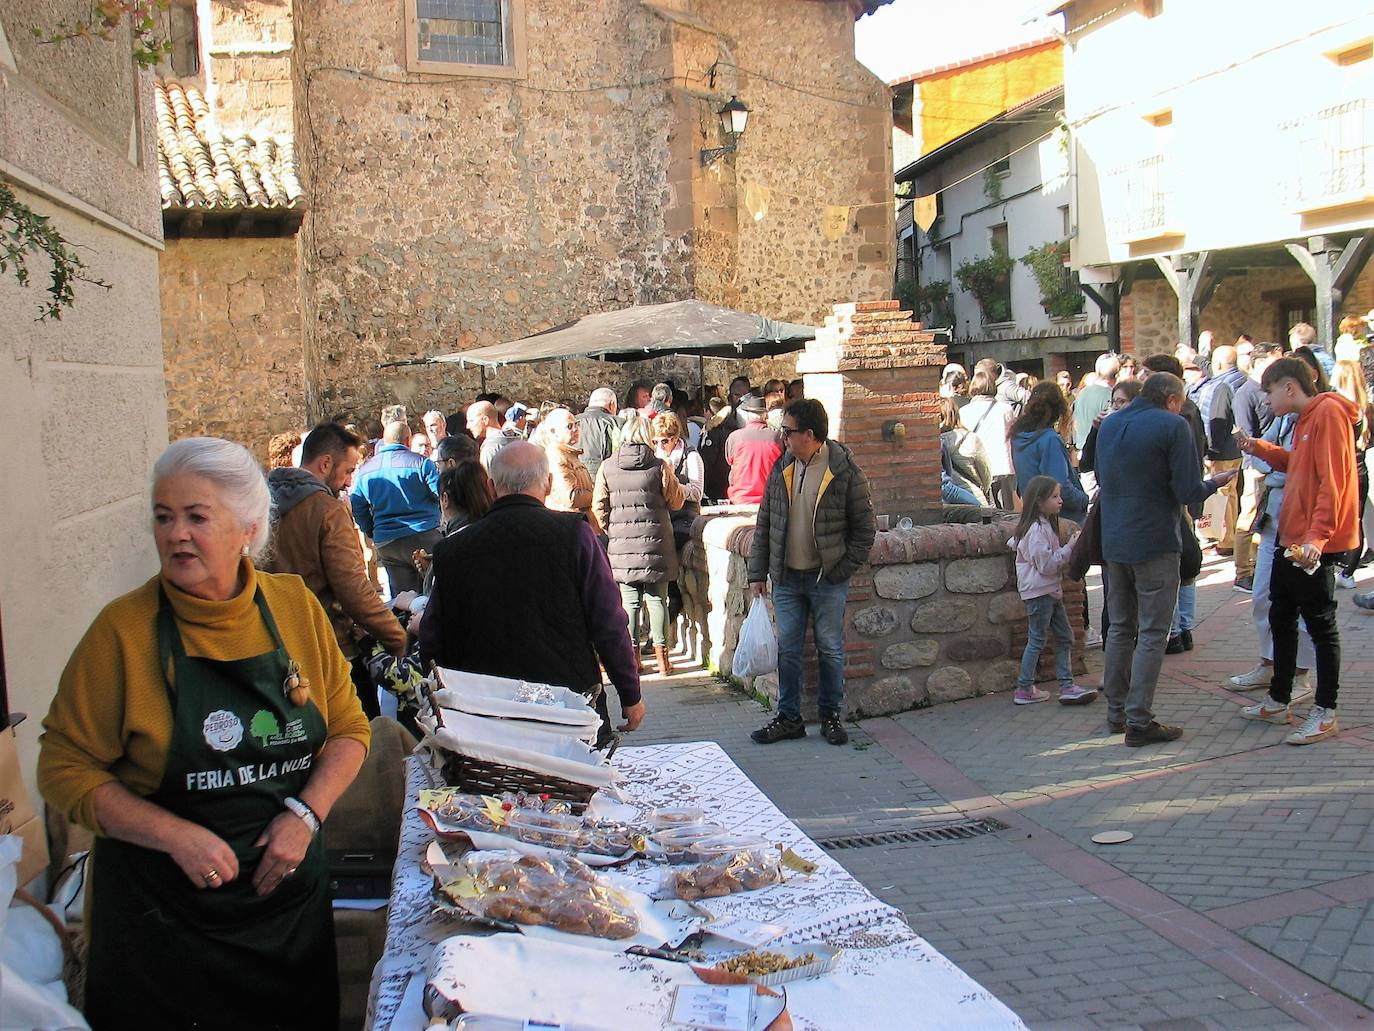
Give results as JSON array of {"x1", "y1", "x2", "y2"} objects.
[{"x1": 680, "y1": 508, "x2": 1086, "y2": 719}]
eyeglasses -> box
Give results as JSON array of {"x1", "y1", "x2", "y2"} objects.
[{"x1": 781, "y1": 427, "x2": 806, "y2": 436}]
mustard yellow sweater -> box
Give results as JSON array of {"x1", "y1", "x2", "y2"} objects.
[{"x1": 39, "y1": 561, "x2": 372, "y2": 834}]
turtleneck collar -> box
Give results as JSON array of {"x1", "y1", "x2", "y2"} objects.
[{"x1": 160, "y1": 556, "x2": 259, "y2": 627}]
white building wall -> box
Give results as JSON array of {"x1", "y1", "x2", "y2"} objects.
[
  {"x1": 1068, "y1": 0, "x2": 1374, "y2": 268},
  {"x1": 917, "y1": 113, "x2": 1107, "y2": 357}
]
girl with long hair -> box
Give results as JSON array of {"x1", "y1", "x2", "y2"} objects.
[
  {"x1": 1008, "y1": 475, "x2": 1095, "y2": 706},
  {"x1": 1009, "y1": 381, "x2": 1090, "y2": 526}
]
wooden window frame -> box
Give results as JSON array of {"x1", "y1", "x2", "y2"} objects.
[{"x1": 403, "y1": 0, "x2": 527, "y2": 79}]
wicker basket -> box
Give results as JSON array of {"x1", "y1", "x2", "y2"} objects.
[{"x1": 422, "y1": 680, "x2": 618, "y2": 807}]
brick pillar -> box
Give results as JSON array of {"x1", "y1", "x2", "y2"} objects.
[{"x1": 796, "y1": 300, "x2": 947, "y2": 521}]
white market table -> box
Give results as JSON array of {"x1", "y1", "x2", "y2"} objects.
[{"x1": 367, "y1": 741, "x2": 1024, "y2": 1030}]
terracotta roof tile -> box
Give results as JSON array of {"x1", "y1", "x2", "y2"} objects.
[{"x1": 155, "y1": 79, "x2": 303, "y2": 210}]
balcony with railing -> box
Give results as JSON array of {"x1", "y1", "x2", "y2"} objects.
[
  {"x1": 1104, "y1": 154, "x2": 1181, "y2": 244},
  {"x1": 1282, "y1": 98, "x2": 1374, "y2": 213}
]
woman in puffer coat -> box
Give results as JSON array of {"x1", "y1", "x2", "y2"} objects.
[{"x1": 593, "y1": 416, "x2": 684, "y2": 675}]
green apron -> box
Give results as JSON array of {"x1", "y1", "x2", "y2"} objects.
[{"x1": 85, "y1": 588, "x2": 337, "y2": 1031}]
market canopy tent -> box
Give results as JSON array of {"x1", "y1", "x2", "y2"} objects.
[{"x1": 378, "y1": 299, "x2": 818, "y2": 369}]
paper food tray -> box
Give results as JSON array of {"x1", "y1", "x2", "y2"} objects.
[
  {"x1": 432, "y1": 667, "x2": 601, "y2": 732},
  {"x1": 694, "y1": 943, "x2": 842, "y2": 988},
  {"x1": 426, "y1": 935, "x2": 788, "y2": 1031},
  {"x1": 426, "y1": 712, "x2": 619, "y2": 788}
]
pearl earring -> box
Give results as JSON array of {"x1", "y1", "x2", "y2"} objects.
[{"x1": 241, "y1": 545, "x2": 250, "y2": 557}]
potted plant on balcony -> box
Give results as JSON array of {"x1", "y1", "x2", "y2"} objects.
[
  {"x1": 895, "y1": 278, "x2": 951, "y2": 324},
  {"x1": 955, "y1": 252, "x2": 1014, "y2": 324},
  {"x1": 1021, "y1": 240, "x2": 1085, "y2": 319}
]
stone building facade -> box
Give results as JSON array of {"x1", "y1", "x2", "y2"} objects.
[
  {"x1": 160, "y1": 0, "x2": 895, "y2": 449},
  {"x1": 0, "y1": 5, "x2": 167, "y2": 821}
]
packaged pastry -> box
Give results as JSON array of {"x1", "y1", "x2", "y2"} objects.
[
  {"x1": 649, "y1": 805, "x2": 707, "y2": 829},
  {"x1": 651, "y1": 823, "x2": 726, "y2": 863},
  {"x1": 661, "y1": 840, "x2": 782, "y2": 901},
  {"x1": 448, "y1": 852, "x2": 640, "y2": 940},
  {"x1": 581, "y1": 819, "x2": 648, "y2": 857},
  {"x1": 504, "y1": 811, "x2": 591, "y2": 851}
]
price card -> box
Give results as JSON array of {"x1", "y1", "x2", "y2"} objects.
[
  {"x1": 669, "y1": 984, "x2": 752, "y2": 1031},
  {"x1": 704, "y1": 914, "x2": 788, "y2": 947}
]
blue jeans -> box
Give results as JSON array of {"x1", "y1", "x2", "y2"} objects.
[
  {"x1": 942, "y1": 478, "x2": 980, "y2": 505},
  {"x1": 1170, "y1": 582, "x2": 1196, "y2": 635},
  {"x1": 1018, "y1": 595, "x2": 1074, "y2": 690},
  {"x1": 773, "y1": 568, "x2": 850, "y2": 720}
]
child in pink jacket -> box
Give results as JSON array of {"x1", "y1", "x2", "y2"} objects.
[{"x1": 1008, "y1": 475, "x2": 1097, "y2": 706}]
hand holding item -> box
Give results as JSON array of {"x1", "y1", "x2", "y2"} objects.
[
  {"x1": 1285, "y1": 542, "x2": 1322, "y2": 572},
  {"x1": 252, "y1": 810, "x2": 313, "y2": 896},
  {"x1": 1233, "y1": 427, "x2": 1255, "y2": 455},
  {"x1": 169, "y1": 823, "x2": 240, "y2": 890},
  {"x1": 749, "y1": 582, "x2": 766, "y2": 599},
  {"x1": 620, "y1": 701, "x2": 645, "y2": 732}
]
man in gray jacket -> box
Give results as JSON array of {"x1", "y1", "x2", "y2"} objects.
[{"x1": 747, "y1": 399, "x2": 876, "y2": 745}]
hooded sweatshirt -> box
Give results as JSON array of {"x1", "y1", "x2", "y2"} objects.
[
  {"x1": 1248, "y1": 390, "x2": 1360, "y2": 554},
  {"x1": 268, "y1": 466, "x2": 332, "y2": 514},
  {"x1": 1009, "y1": 517, "x2": 1074, "y2": 601},
  {"x1": 1011, "y1": 428, "x2": 1090, "y2": 525}
]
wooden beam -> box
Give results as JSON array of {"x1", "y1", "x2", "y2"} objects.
[
  {"x1": 1154, "y1": 256, "x2": 1181, "y2": 295},
  {"x1": 1333, "y1": 234, "x2": 1373, "y2": 297}
]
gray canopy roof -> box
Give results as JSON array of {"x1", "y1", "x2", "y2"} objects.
[{"x1": 381, "y1": 299, "x2": 817, "y2": 369}]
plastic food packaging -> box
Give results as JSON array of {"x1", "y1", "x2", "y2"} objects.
[
  {"x1": 445, "y1": 853, "x2": 640, "y2": 940},
  {"x1": 580, "y1": 820, "x2": 647, "y2": 858},
  {"x1": 660, "y1": 842, "x2": 783, "y2": 901},
  {"x1": 651, "y1": 824, "x2": 726, "y2": 864},
  {"x1": 650, "y1": 805, "x2": 707, "y2": 829},
  {"x1": 503, "y1": 811, "x2": 591, "y2": 851}
]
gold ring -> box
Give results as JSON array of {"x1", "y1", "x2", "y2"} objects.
[
  {"x1": 204, "y1": 869, "x2": 220, "y2": 884},
  {"x1": 285, "y1": 867, "x2": 297, "y2": 877}
]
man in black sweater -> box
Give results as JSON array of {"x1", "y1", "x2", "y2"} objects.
[
  {"x1": 1232, "y1": 343, "x2": 1279, "y2": 591},
  {"x1": 419, "y1": 442, "x2": 644, "y2": 745}
]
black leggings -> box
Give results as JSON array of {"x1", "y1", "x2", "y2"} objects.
[{"x1": 1341, "y1": 458, "x2": 1369, "y2": 577}]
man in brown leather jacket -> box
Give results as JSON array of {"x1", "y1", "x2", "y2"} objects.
[{"x1": 265, "y1": 422, "x2": 408, "y2": 717}]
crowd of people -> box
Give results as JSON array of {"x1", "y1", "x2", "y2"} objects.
[
  {"x1": 34, "y1": 364, "x2": 878, "y2": 1026},
  {"x1": 961, "y1": 314, "x2": 1374, "y2": 749},
  {"x1": 33, "y1": 304, "x2": 1374, "y2": 1024}
]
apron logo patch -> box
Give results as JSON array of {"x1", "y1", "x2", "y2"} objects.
[
  {"x1": 249, "y1": 709, "x2": 307, "y2": 748},
  {"x1": 202, "y1": 710, "x2": 244, "y2": 752}
]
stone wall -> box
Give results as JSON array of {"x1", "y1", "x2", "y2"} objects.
[
  {"x1": 1123, "y1": 262, "x2": 1374, "y2": 355},
  {"x1": 160, "y1": 235, "x2": 305, "y2": 459},
  {"x1": 206, "y1": 0, "x2": 295, "y2": 133},
  {"x1": 681, "y1": 512, "x2": 1087, "y2": 719},
  {"x1": 0, "y1": 6, "x2": 167, "y2": 815},
  {"x1": 292, "y1": 0, "x2": 891, "y2": 424}
]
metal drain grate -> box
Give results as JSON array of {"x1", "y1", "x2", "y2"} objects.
[{"x1": 814, "y1": 817, "x2": 1009, "y2": 850}]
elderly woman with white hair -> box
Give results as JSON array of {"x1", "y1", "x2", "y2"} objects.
[{"x1": 38, "y1": 437, "x2": 370, "y2": 1031}]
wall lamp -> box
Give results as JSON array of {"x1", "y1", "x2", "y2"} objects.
[{"x1": 700, "y1": 96, "x2": 751, "y2": 166}]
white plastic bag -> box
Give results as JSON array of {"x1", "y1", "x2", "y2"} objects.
[
  {"x1": 732, "y1": 597, "x2": 779, "y2": 679},
  {"x1": 0, "y1": 835, "x2": 88, "y2": 1030}
]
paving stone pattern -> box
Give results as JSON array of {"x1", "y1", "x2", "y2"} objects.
[{"x1": 631, "y1": 555, "x2": 1374, "y2": 1027}]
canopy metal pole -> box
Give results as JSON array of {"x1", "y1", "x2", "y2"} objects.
[
  {"x1": 480, "y1": 367, "x2": 487, "y2": 394},
  {"x1": 561, "y1": 360, "x2": 568, "y2": 399},
  {"x1": 698, "y1": 354, "x2": 705, "y2": 400}
]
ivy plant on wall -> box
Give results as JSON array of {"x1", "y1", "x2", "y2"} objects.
[
  {"x1": 0, "y1": 179, "x2": 110, "y2": 321},
  {"x1": 955, "y1": 252, "x2": 1014, "y2": 324},
  {"x1": 1021, "y1": 240, "x2": 1085, "y2": 319}
]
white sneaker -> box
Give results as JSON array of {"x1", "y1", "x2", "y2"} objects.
[
  {"x1": 1337, "y1": 573, "x2": 1357, "y2": 590},
  {"x1": 1240, "y1": 696, "x2": 1291, "y2": 724},
  {"x1": 1084, "y1": 628, "x2": 1103, "y2": 649},
  {"x1": 1229, "y1": 665, "x2": 1273, "y2": 690},
  {"x1": 1286, "y1": 705, "x2": 1338, "y2": 744}
]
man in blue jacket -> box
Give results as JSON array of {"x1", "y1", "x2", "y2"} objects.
[
  {"x1": 350, "y1": 420, "x2": 441, "y2": 596},
  {"x1": 1096, "y1": 372, "x2": 1235, "y2": 746}
]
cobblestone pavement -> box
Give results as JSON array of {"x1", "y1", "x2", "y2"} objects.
[{"x1": 629, "y1": 550, "x2": 1374, "y2": 1028}]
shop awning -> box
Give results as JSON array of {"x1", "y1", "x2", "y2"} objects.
[{"x1": 378, "y1": 299, "x2": 817, "y2": 369}]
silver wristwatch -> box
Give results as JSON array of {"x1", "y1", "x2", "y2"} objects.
[{"x1": 284, "y1": 796, "x2": 321, "y2": 836}]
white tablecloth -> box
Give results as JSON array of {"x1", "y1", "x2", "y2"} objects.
[{"x1": 367, "y1": 742, "x2": 1023, "y2": 1030}]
